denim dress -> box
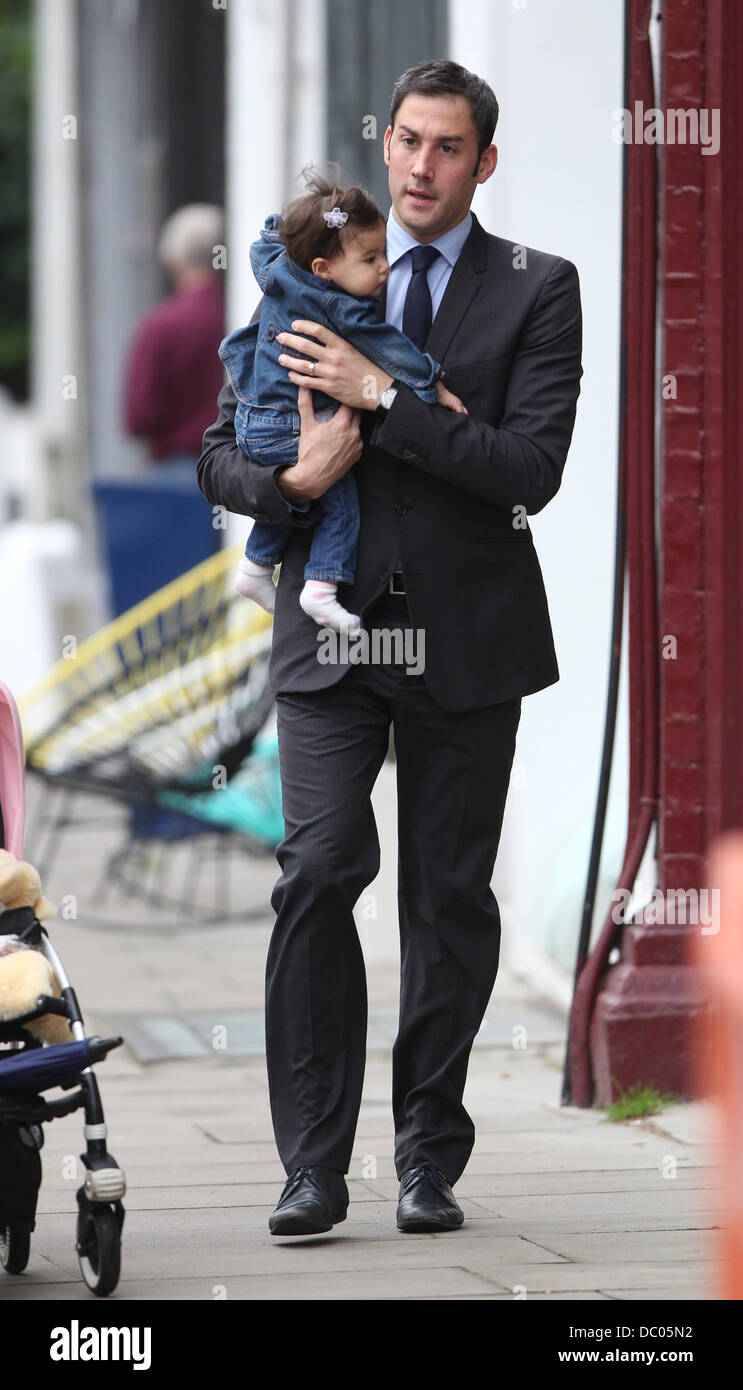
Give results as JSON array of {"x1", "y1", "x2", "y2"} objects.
[{"x1": 218, "y1": 214, "x2": 443, "y2": 585}]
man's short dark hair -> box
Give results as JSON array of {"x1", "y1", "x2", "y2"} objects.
[{"x1": 390, "y1": 59, "x2": 499, "y2": 162}]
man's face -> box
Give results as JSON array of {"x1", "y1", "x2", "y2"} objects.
[{"x1": 384, "y1": 93, "x2": 497, "y2": 242}]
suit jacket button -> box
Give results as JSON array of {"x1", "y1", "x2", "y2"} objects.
[
  {"x1": 401, "y1": 447, "x2": 416, "y2": 461},
  {"x1": 394, "y1": 502, "x2": 408, "y2": 516}
]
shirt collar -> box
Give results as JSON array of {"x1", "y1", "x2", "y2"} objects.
[{"x1": 385, "y1": 208, "x2": 473, "y2": 269}]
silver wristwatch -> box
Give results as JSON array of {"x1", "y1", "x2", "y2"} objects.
[{"x1": 377, "y1": 382, "x2": 398, "y2": 411}]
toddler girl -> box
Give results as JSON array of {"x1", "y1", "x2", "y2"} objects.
[{"x1": 218, "y1": 168, "x2": 465, "y2": 633}]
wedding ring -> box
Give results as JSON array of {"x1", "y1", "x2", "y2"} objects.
[{"x1": 307, "y1": 361, "x2": 315, "y2": 376}]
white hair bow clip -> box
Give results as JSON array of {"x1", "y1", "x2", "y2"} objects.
[{"x1": 323, "y1": 206, "x2": 348, "y2": 228}]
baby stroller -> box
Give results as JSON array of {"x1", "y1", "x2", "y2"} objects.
[{"x1": 0, "y1": 679, "x2": 125, "y2": 1296}]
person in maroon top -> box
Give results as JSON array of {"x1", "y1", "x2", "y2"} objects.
[
  {"x1": 99, "y1": 204, "x2": 225, "y2": 621},
  {"x1": 123, "y1": 204, "x2": 226, "y2": 477}
]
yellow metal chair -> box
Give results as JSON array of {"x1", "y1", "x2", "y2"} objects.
[{"x1": 19, "y1": 547, "x2": 280, "y2": 924}]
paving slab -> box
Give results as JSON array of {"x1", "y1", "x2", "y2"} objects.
[
  {"x1": 515, "y1": 1229, "x2": 717, "y2": 1265},
  {"x1": 602, "y1": 1287, "x2": 717, "y2": 1302},
  {"x1": 440, "y1": 1261, "x2": 720, "y2": 1296}
]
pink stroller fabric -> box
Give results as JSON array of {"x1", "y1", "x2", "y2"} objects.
[{"x1": 0, "y1": 680, "x2": 25, "y2": 856}]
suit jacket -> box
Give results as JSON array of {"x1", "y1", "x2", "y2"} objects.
[{"x1": 197, "y1": 213, "x2": 583, "y2": 711}]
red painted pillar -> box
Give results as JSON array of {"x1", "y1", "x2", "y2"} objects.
[
  {"x1": 699, "y1": 0, "x2": 743, "y2": 842},
  {"x1": 589, "y1": 0, "x2": 743, "y2": 1103}
]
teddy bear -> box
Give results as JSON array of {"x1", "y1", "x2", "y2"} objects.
[{"x1": 0, "y1": 848, "x2": 71, "y2": 1045}]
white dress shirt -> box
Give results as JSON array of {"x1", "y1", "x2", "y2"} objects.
[
  {"x1": 376, "y1": 210, "x2": 473, "y2": 588},
  {"x1": 384, "y1": 209, "x2": 473, "y2": 332}
]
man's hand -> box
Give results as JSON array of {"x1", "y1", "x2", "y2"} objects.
[
  {"x1": 277, "y1": 320, "x2": 393, "y2": 411},
  {"x1": 436, "y1": 381, "x2": 468, "y2": 414},
  {"x1": 276, "y1": 387, "x2": 363, "y2": 505}
]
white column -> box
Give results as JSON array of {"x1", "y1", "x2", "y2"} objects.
[
  {"x1": 448, "y1": 0, "x2": 501, "y2": 230},
  {"x1": 224, "y1": 0, "x2": 326, "y2": 550},
  {"x1": 226, "y1": 1, "x2": 289, "y2": 330},
  {"x1": 31, "y1": 0, "x2": 82, "y2": 521},
  {"x1": 3, "y1": 0, "x2": 93, "y2": 692},
  {"x1": 289, "y1": 0, "x2": 327, "y2": 188},
  {"x1": 226, "y1": 0, "x2": 327, "y2": 329}
]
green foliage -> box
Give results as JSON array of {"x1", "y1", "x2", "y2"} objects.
[
  {"x1": 0, "y1": 0, "x2": 32, "y2": 400},
  {"x1": 603, "y1": 1081, "x2": 679, "y2": 1123}
]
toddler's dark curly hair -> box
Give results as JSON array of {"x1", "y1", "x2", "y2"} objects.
[{"x1": 279, "y1": 164, "x2": 384, "y2": 272}]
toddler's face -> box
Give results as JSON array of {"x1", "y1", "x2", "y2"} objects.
[{"x1": 326, "y1": 220, "x2": 389, "y2": 298}]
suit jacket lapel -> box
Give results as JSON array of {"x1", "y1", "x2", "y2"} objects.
[{"x1": 425, "y1": 213, "x2": 488, "y2": 361}]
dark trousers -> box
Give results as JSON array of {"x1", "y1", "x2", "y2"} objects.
[{"x1": 266, "y1": 591, "x2": 522, "y2": 1185}]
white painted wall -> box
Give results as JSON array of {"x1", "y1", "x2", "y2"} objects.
[
  {"x1": 221, "y1": 1, "x2": 628, "y2": 993},
  {"x1": 450, "y1": 0, "x2": 628, "y2": 999}
]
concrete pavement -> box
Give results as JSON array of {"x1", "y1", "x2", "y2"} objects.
[{"x1": 0, "y1": 775, "x2": 725, "y2": 1301}]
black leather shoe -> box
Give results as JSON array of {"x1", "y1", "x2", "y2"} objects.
[
  {"x1": 269, "y1": 1166, "x2": 348, "y2": 1236},
  {"x1": 396, "y1": 1163, "x2": 464, "y2": 1233}
]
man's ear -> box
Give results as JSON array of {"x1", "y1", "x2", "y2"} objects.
[
  {"x1": 383, "y1": 125, "x2": 392, "y2": 167},
  {"x1": 311, "y1": 256, "x2": 334, "y2": 281},
  {"x1": 475, "y1": 144, "x2": 498, "y2": 186}
]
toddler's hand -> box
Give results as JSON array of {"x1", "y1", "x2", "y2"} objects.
[{"x1": 436, "y1": 381, "x2": 468, "y2": 414}]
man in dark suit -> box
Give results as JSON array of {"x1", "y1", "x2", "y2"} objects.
[{"x1": 198, "y1": 60, "x2": 582, "y2": 1236}]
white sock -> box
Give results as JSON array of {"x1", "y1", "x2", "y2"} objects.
[
  {"x1": 235, "y1": 557, "x2": 276, "y2": 613},
  {"x1": 299, "y1": 580, "x2": 361, "y2": 634}
]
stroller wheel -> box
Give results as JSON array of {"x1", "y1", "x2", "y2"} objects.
[
  {"x1": 0, "y1": 1225, "x2": 31, "y2": 1275},
  {"x1": 77, "y1": 1206, "x2": 121, "y2": 1296}
]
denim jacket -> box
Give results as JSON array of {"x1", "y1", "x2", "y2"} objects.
[{"x1": 218, "y1": 214, "x2": 442, "y2": 416}]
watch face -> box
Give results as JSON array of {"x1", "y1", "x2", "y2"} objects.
[{"x1": 380, "y1": 386, "x2": 396, "y2": 409}]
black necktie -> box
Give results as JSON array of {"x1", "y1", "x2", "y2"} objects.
[{"x1": 402, "y1": 245, "x2": 440, "y2": 350}]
